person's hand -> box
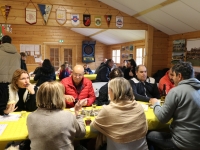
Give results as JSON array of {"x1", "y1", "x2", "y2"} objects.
[
  {"x1": 4, "y1": 103, "x2": 18, "y2": 115},
  {"x1": 26, "y1": 83, "x2": 35, "y2": 94},
  {"x1": 64, "y1": 95, "x2": 75, "y2": 103},
  {"x1": 86, "y1": 72, "x2": 89, "y2": 74},
  {"x1": 79, "y1": 98, "x2": 88, "y2": 106},
  {"x1": 129, "y1": 71, "x2": 134, "y2": 77},
  {"x1": 149, "y1": 98, "x2": 158, "y2": 106}
]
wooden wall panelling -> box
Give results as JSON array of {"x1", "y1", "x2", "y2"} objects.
[{"x1": 6, "y1": 24, "x2": 107, "y2": 72}]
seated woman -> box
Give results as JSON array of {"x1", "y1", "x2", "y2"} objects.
[
  {"x1": 27, "y1": 81, "x2": 86, "y2": 150},
  {"x1": 59, "y1": 64, "x2": 70, "y2": 80},
  {"x1": 34, "y1": 59, "x2": 56, "y2": 86},
  {"x1": 0, "y1": 69, "x2": 37, "y2": 115},
  {"x1": 96, "y1": 68, "x2": 124, "y2": 106},
  {"x1": 90, "y1": 77, "x2": 148, "y2": 150}
]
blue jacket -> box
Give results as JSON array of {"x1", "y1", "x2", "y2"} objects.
[{"x1": 95, "y1": 64, "x2": 111, "y2": 82}]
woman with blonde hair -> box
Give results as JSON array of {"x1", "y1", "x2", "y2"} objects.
[
  {"x1": 0, "y1": 69, "x2": 37, "y2": 115},
  {"x1": 27, "y1": 81, "x2": 86, "y2": 150},
  {"x1": 91, "y1": 77, "x2": 148, "y2": 150}
]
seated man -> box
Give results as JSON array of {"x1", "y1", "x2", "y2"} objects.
[
  {"x1": 148, "y1": 62, "x2": 200, "y2": 150},
  {"x1": 129, "y1": 65, "x2": 160, "y2": 102},
  {"x1": 83, "y1": 64, "x2": 93, "y2": 74},
  {"x1": 61, "y1": 65, "x2": 96, "y2": 108},
  {"x1": 95, "y1": 59, "x2": 114, "y2": 82},
  {"x1": 158, "y1": 68, "x2": 175, "y2": 94},
  {"x1": 31, "y1": 60, "x2": 43, "y2": 76}
]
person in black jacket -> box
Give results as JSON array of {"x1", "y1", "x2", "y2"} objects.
[
  {"x1": 96, "y1": 68, "x2": 124, "y2": 106},
  {"x1": 95, "y1": 59, "x2": 114, "y2": 82},
  {"x1": 129, "y1": 65, "x2": 160, "y2": 102},
  {"x1": 0, "y1": 69, "x2": 37, "y2": 116},
  {"x1": 20, "y1": 52, "x2": 28, "y2": 72},
  {"x1": 124, "y1": 59, "x2": 137, "y2": 80},
  {"x1": 34, "y1": 59, "x2": 56, "y2": 86}
]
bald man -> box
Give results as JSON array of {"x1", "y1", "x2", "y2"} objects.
[{"x1": 61, "y1": 65, "x2": 96, "y2": 108}]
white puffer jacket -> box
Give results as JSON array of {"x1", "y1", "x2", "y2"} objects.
[{"x1": 0, "y1": 43, "x2": 21, "y2": 83}]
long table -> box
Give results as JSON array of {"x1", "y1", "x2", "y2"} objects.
[
  {"x1": 0, "y1": 104, "x2": 170, "y2": 149},
  {"x1": 30, "y1": 74, "x2": 97, "y2": 84}
]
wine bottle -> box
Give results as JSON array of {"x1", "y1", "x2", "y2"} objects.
[{"x1": 161, "y1": 84, "x2": 167, "y2": 101}]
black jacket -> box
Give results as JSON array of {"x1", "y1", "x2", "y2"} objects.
[
  {"x1": 124, "y1": 67, "x2": 136, "y2": 80},
  {"x1": 21, "y1": 59, "x2": 27, "y2": 71},
  {"x1": 129, "y1": 77, "x2": 160, "y2": 102},
  {"x1": 0, "y1": 83, "x2": 37, "y2": 115},
  {"x1": 34, "y1": 66, "x2": 56, "y2": 86},
  {"x1": 96, "y1": 83, "x2": 110, "y2": 106},
  {"x1": 95, "y1": 64, "x2": 111, "y2": 82}
]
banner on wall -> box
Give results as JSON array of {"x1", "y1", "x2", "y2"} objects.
[
  {"x1": 116, "y1": 16, "x2": 123, "y2": 28},
  {"x1": 56, "y1": 7, "x2": 67, "y2": 25},
  {"x1": 104, "y1": 15, "x2": 112, "y2": 27},
  {"x1": 38, "y1": 4, "x2": 52, "y2": 25},
  {"x1": 0, "y1": 5, "x2": 11, "y2": 21},
  {"x1": 83, "y1": 14, "x2": 91, "y2": 27},
  {"x1": 95, "y1": 16, "x2": 101, "y2": 27},
  {"x1": 71, "y1": 14, "x2": 80, "y2": 26},
  {"x1": 25, "y1": 8, "x2": 37, "y2": 25}
]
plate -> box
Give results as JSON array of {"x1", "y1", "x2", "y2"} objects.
[{"x1": 69, "y1": 108, "x2": 82, "y2": 112}]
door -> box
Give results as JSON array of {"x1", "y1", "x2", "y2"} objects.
[{"x1": 45, "y1": 45, "x2": 75, "y2": 71}]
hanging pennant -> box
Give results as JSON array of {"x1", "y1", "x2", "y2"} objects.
[
  {"x1": 38, "y1": 4, "x2": 52, "y2": 25},
  {"x1": 95, "y1": 16, "x2": 101, "y2": 27},
  {"x1": 25, "y1": 0, "x2": 37, "y2": 25},
  {"x1": 56, "y1": 7, "x2": 67, "y2": 25},
  {"x1": 71, "y1": 14, "x2": 80, "y2": 26},
  {"x1": 25, "y1": 8, "x2": 37, "y2": 25},
  {"x1": 83, "y1": 14, "x2": 91, "y2": 27},
  {"x1": 116, "y1": 16, "x2": 123, "y2": 28},
  {"x1": 104, "y1": 15, "x2": 112, "y2": 27},
  {"x1": 0, "y1": 5, "x2": 11, "y2": 21}
]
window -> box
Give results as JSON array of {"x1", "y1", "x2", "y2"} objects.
[
  {"x1": 136, "y1": 47, "x2": 145, "y2": 65},
  {"x1": 112, "y1": 49, "x2": 120, "y2": 63}
]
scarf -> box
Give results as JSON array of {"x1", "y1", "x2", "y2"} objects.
[
  {"x1": 91, "y1": 100, "x2": 148, "y2": 149},
  {"x1": 8, "y1": 84, "x2": 29, "y2": 104}
]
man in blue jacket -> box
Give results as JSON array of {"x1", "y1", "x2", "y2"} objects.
[{"x1": 148, "y1": 61, "x2": 200, "y2": 150}]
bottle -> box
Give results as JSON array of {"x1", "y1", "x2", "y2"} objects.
[{"x1": 161, "y1": 84, "x2": 167, "y2": 102}]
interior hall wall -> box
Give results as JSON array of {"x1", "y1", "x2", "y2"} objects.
[
  {"x1": 6, "y1": 25, "x2": 107, "y2": 72},
  {"x1": 168, "y1": 30, "x2": 200, "y2": 68},
  {"x1": 152, "y1": 29, "x2": 169, "y2": 75},
  {"x1": 107, "y1": 40, "x2": 145, "y2": 66}
]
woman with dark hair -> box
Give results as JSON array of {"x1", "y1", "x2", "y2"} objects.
[
  {"x1": 96, "y1": 68, "x2": 124, "y2": 106},
  {"x1": 0, "y1": 69, "x2": 37, "y2": 115},
  {"x1": 34, "y1": 59, "x2": 56, "y2": 86},
  {"x1": 124, "y1": 59, "x2": 137, "y2": 80}
]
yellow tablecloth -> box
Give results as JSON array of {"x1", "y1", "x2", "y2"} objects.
[
  {"x1": 84, "y1": 74, "x2": 97, "y2": 81},
  {"x1": 0, "y1": 104, "x2": 170, "y2": 149}
]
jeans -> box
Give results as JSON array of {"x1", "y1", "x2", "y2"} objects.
[{"x1": 146, "y1": 131, "x2": 180, "y2": 150}]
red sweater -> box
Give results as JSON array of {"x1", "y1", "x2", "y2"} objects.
[
  {"x1": 158, "y1": 71, "x2": 175, "y2": 95},
  {"x1": 61, "y1": 76, "x2": 96, "y2": 108}
]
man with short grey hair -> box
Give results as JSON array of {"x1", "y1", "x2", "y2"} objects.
[{"x1": 148, "y1": 61, "x2": 200, "y2": 150}]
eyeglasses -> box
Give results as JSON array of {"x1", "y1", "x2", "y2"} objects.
[{"x1": 73, "y1": 73, "x2": 83, "y2": 77}]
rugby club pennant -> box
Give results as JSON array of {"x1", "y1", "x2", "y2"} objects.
[
  {"x1": 56, "y1": 7, "x2": 67, "y2": 25},
  {"x1": 104, "y1": 15, "x2": 112, "y2": 27},
  {"x1": 0, "y1": 5, "x2": 11, "y2": 21},
  {"x1": 116, "y1": 16, "x2": 123, "y2": 28},
  {"x1": 95, "y1": 16, "x2": 101, "y2": 27},
  {"x1": 71, "y1": 14, "x2": 80, "y2": 26},
  {"x1": 25, "y1": 8, "x2": 37, "y2": 25},
  {"x1": 38, "y1": 4, "x2": 52, "y2": 24},
  {"x1": 83, "y1": 14, "x2": 91, "y2": 27}
]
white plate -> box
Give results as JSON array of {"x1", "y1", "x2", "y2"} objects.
[{"x1": 70, "y1": 108, "x2": 82, "y2": 112}]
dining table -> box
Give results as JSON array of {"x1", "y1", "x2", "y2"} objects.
[{"x1": 0, "y1": 102, "x2": 170, "y2": 149}]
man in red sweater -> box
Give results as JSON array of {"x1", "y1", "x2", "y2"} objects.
[
  {"x1": 61, "y1": 65, "x2": 96, "y2": 108},
  {"x1": 158, "y1": 68, "x2": 175, "y2": 94}
]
